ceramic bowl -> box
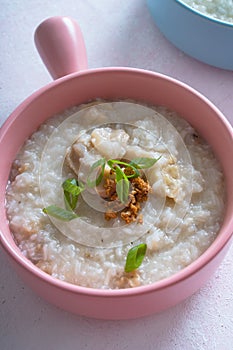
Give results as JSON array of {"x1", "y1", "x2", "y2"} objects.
[
  {"x1": 147, "y1": 0, "x2": 233, "y2": 70},
  {"x1": 0, "y1": 16, "x2": 233, "y2": 320}
]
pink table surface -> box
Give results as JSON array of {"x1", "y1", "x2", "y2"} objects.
[{"x1": 1, "y1": 1, "x2": 233, "y2": 349}]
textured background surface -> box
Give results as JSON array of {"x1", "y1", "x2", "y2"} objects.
[{"x1": 0, "y1": 1, "x2": 233, "y2": 349}]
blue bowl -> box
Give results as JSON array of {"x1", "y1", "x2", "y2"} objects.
[{"x1": 147, "y1": 0, "x2": 233, "y2": 70}]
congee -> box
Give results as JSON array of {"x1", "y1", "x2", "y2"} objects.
[{"x1": 6, "y1": 101, "x2": 225, "y2": 289}]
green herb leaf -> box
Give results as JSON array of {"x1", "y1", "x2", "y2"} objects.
[
  {"x1": 108, "y1": 159, "x2": 131, "y2": 169},
  {"x1": 107, "y1": 159, "x2": 139, "y2": 179},
  {"x1": 87, "y1": 158, "x2": 106, "y2": 188},
  {"x1": 113, "y1": 165, "x2": 130, "y2": 204},
  {"x1": 43, "y1": 205, "x2": 79, "y2": 221},
  {"x1": 130, "y1": 156, "x2": 161, "y2": 169},
  {"x1": 116, "y1": 178, "x2": 130, "y2": 204},
  {"x1": 62, "y1": 178, "x2": 84, "y2": 210},
  {"x1": 124, "y1": 165, "x2": 140, "y2": 179},
  {"x1": 124, "y1": 243, "x2": 147, "y2": 273},
  {"x1": 64, "y1": 190, "x2": 79, "y2": 211},
  {"x1": 114, "y1": 164, "x2": 126, "y2": 182},
  {"x1": 62, "y1": 178, "x2": 83, "y2": 196}
]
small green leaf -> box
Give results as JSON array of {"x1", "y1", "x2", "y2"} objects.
[
  {"x1": 130, "y1": 156, "x2": 161, "y2": 169},
  {"x1": 114, "y1": 164, "x2": 126, "y2": 182},
  {"x1": 124, "y1": 243, "x2": 147, "y2": 273},
  {"x1": 107, "y1": 159, "x2": 139, "y2": 179},
  {"x1": 62, "y1": 178, "x2": 83, "y2": 196},
  {"x1": 43, "y1": 205, "x2": 79, "y2": 221},
  {"x1": 124, "y1": 165, "x2": 140, "y2": 179},
  {"x1": 107, "y1": 159, "x2": 130, "y2": 169},
  {"x1": 62, "y1": 178, "x2": 84, "y2": 210},
  {"x1": 64, "y1": 190, "x2": 78, "y2": 211},
  {"x1": 113, "y1": 165, "x2": 130, "y2": 204},
  {"x1": 116, "y1": 178, "x2": 130, "y2": 204},
  {"x1": 87, "y1": 158, "x2": 106, "y2": 188}
]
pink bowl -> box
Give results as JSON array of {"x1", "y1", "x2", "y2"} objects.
[{"x1": 0, "y1": 16, "x2": 233, "y2": 320}]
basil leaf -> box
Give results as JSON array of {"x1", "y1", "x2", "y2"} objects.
[
  {"x1": 43, "y1": 205, "x2": 79, "y2": 221},
  {"x1": 130, "y1": 156, "x2": 161, "y2": 169},
  {"x1": 87, "y1": 158, "x2": 106, "y2": 188},
  {"x1": 116, "y1": 178, "x2": 129, "y2": 204},
  {"x1": 124, "y1": 243, "x2": 147, "y2": 273}
]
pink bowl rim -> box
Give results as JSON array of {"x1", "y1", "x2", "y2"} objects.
[{"x1": 1, "y1": 66, "x2": 233, "y2": 297}]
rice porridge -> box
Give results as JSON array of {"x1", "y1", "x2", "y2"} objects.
[
  {"x1": 5, "y1": 101, "x2": 225, "y2": 289},
  {"x1": 181, "y1": 0, "x2": 233, "y2": 23}
]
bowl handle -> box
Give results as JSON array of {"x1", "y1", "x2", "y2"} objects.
[{"x1": 34, "y1": 16, "x2": 88, "y2": 80}]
